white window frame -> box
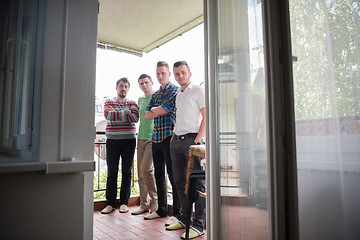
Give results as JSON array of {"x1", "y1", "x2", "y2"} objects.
[{"x1": 0, "y1": 0, "x2": 97, "y2": 174}]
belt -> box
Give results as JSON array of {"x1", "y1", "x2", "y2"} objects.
[{"x1": 175, "y1": 133, "x2": 197, "y2": 141}]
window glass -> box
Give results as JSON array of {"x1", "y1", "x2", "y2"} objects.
[
  {"x1": 216, "y1": 0, "x2": 269, "y2": 238},
  {"x1": 0, "y1": 0, "x2": 40, "y2": 163},
  {"x1": 289, "y1": 0, "x2": 360, "y2": 238}
]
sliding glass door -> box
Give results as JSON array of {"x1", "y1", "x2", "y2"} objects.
[
  {"x1": 206, "y1": 0, "x2": 359, "y2": 239},
  {"x1": 206, "y1": 0, "x2": 271, "y2": 239}
]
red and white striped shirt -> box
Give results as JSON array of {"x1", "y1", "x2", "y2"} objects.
[{"x1": 104, "y1": 98, "x2": 139, "y2": 139}]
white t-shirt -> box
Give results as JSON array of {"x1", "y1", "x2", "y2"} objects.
[{"x1": 174, "y1": 82, "x2": 205, "y2": 136}]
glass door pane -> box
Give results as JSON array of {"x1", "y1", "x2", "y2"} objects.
[
  {"x1": 215, "y1": 0, "x2": 269, "y2": 238},
  {"x1": 0, "y1": 0, "x2": 40, "y2": 162},
  {"x1": 289, "y1": 0, "x2": 360, "y2": 239}
]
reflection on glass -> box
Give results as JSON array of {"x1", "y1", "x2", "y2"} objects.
[
  {"x1": 217, "y1": 0, "x2": 269, "y2": 239},
  {"x1": 0, "y1": 0, "x2": 38, "y2": 163},
  {"x1": 290, "y1": 0, "x2": 360, "y2": 239}
]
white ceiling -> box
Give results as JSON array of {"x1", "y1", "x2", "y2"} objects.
[{"x1": 97, "y1": 0, "x2": 203, "y2": 56}]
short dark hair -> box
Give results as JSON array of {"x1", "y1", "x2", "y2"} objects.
[
  {"x1": 116, "y1": 77, "x2": 130, "y2": 88},
  {"x1": 173, "y1": 61, "x2": 190, "y2": 72},
  {"x1": 157, "y1": 61, "x2": 169, "y2": 69},
  {"x1": 138, "y1": 74, "x2": 152, "y2": 82}
]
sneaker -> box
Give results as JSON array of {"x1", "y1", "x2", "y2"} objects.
[
  {"x1": 101, "y1": 205, "x2": 115, "y2": 214},
  {"x1": 180, "y1": 227, "x2": 204, "y2": 239},
  {"x1": 165, "y1": 216, "x2": 179, "y2": 226},
  {"x1": 166, "y1": 221, "x2": 185, "y2": 231},
  {"x1": 144, "y1": 211, "x2": 161, "y2": 220},
  {"x1": 131, "y1": 206, "x2": 149, "y2": 215},
  {"x1": 119, "y1": 204, "x2": 129, "y2": 213}
]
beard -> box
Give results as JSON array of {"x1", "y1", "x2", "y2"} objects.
[
  {"x1": 180, "y1": 79, "x2": 190, "y2": 86},
  {"x1": 118, "y1": 91, "x2": 126, "y2": 98}
]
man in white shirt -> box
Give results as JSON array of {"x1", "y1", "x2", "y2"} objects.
[{"x1": 166, "y1": 61, "x2": 205, "y2": 239}]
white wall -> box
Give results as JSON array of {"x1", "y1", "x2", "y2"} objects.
[
  {"x1": 297, "y1": 136, "x2": 360, "y2": 239},
  {"x1": 0, "y1": 173, "x2": 89, "y2": 240},
  {"x1": 0, "y1": 0, "x2": 98, "y2": 239}
]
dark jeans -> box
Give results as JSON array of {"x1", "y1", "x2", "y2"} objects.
[
  {"x1": 170, "y1": 134, "x2": 206, "y2": 232},
  {"x1": 152, "y1": 136, "x2": 181, "y2": 218},
  {"x1": 106, "y1": 138, "x2": 136, "y2": 207}
]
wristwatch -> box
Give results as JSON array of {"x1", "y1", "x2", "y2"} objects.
[{"x1": 194, "y1": 140, "x2": 201, "y2": 145}]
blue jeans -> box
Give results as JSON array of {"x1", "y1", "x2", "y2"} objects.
[
  {"x1": 152, "y1": 136, "x2": 181, "y2": 218},
  {"x1": 105, "y1": 138, "x2": 136, "y2": 207}
]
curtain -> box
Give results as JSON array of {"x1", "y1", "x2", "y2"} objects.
[{"x1": 290, "y1": 0, "x2": 360, "y2": 239}]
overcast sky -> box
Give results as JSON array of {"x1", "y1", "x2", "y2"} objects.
[{"x1": 95, "y1": 24, "x2": 205, "y2": 103}]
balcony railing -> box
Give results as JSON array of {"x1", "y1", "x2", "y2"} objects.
[
  {"x1": 94, "y1": 132, "x2": 139, "y2": 199},
  {"x1": 94, "y1": 131, "x2": 176, "y2": 206}
]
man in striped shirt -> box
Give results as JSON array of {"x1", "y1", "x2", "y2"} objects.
[
  {"x1": 101, "y1": 77, "x2": 140, "y2": 214},
  {"x1": 143, "y1": 61, "x2": 181, "y2": 226}
]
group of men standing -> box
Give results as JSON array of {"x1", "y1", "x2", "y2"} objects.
[{"x1": 101, "y1": 61, "x2": 205, "y2": 239}]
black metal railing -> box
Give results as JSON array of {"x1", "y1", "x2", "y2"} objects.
[{"x1": 94, "y1": 132, "x2": 138, "y2": 197}]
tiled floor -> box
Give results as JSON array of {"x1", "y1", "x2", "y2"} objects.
[{"x1": 93, "y1": 206, "x2": 206, "y2": 240}]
